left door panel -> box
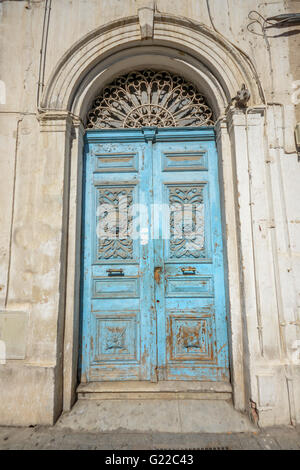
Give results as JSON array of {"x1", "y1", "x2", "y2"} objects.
[{"x1": 80, "y1": 137, "x2": 155, "y2": 382}]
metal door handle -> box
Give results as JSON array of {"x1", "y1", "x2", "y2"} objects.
[
  {"x1": 154, "y1": 266, "x2": 162, "y2": 284},
  {"x1": 107, "y1": 269, "x2": 124, "y2": 276},
  {"x1": 181, "y1": 267, "x2": 196, "y2": 275}
]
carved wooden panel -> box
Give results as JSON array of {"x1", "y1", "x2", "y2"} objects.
[
  {"x1": 167, "y1": 311, "x2": 215, "y2": 363},
  {"x1": 92, "y1": 276, "x2": 140, "y2": 299},
  {"x1": 96, "y1": 185, "x2": 134, "y2": 260},
  {"x1": 94, "y1": 152, "x2": 138, "y2": 173},
  {"x1": 92, "y1": 313, "x2": 138, "y2": 363},
  {"x1": 163, "y1": 151, "x2": 208, "y2": 172},
  {"x1": 168, "y1": 184, "x2": 206, "y2": 259},
  {"x1": 165, "y1": 275, "x2": 213, "y2": 298}
]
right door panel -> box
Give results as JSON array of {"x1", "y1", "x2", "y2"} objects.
[{"x1": 153, "y1": 139, "x2": 229, "y2": 381}]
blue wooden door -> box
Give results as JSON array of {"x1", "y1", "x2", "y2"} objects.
[{"x1": 80, "y1": 127, "x2": 229, "y2": 382}]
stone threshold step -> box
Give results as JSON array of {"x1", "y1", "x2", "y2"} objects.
[
  {"x1": 77, "y1": 381, "x2": 232, "y2": 400},
  {"x1": 57, "y1": 398, "x2": 256, "y2": 433}
]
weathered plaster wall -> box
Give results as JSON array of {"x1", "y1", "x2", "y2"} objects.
[{"x1": 0, "y1": 0, "x2": 299, "y2": 426}]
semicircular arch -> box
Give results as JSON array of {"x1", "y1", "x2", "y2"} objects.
[{"x1": 41, "y1": 14, "x2": 264, "y2": 121}]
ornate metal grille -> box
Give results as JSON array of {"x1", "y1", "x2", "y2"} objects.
[{"x1": 86, "y1": 70, "x2": 214, "y2": 129}]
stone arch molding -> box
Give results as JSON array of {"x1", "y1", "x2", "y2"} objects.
[{"x1": 41, "y1": 14, "x2": 264, "y2": 121}]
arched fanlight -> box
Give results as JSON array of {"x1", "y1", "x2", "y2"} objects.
[{"x1": 86, "y1": 70, "x2": 214, "y2": 129}]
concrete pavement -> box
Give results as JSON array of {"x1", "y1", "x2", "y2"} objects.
[{"x1": 0, "y1": 424, "x2": 299, "y2": 450}]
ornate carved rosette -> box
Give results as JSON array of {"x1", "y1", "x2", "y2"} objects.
[
  {"x1": 86, "y1": 70, "x2": 214, "y2": 129},
  {"x1": 105, "y1": 327, "x2": 126, "y2": 351},
  {"x1": 179, "y1": 324, "x2": 206, "y2": 351}
]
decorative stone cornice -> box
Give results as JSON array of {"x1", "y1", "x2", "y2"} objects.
[
  {"x1": 226, "y1": 105, "x2": 266, "y2": 132},
  {"x1": 38, "y1": 110, "x2": 83, "y2": 133}
]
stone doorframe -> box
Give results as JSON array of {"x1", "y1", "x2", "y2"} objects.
[{"x1": 38, "y1": 14, "x2": 268, "y2": 418}]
